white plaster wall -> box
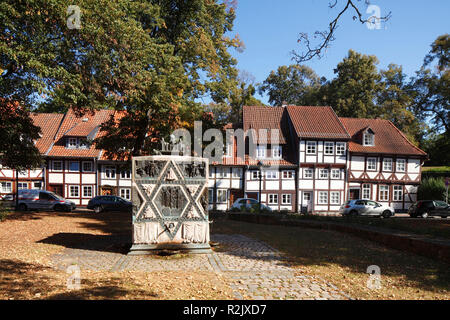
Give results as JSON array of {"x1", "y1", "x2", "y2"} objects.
[
  {"x1": 351, "y1": 156, "x2": 365, "y2": 170},
  {"x1": 281, "y1": 180, "x2": 295, "y2": 190},
  {"x1": 265, "y1": 180, "x2": 279, "y2": 190},
  {"x1": 65, "y1": 174, "x2": 80, "y2": 184},
  {"x1": 408, "y1": 159, "x2": 421, "y2": 173},
  {"x1": 48, "y1": 173, "x2": 63, "y2": 184},
  {"x1": 81, "y1": 174, "x2": 96, "y2": 184}
]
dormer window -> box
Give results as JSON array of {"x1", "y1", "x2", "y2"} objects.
[
  {"x1": 272, "y1": 146, "x2": 282, "y2": 159},
  {"x1": 363, "y1": 129, "x2": 375, "y2": 146},
  {"x1": 256, "y1": 145, "x2": 266, "y2": 159},
  {"x1": 67, "y1": 138, "x2": 78, "y2": 148}
]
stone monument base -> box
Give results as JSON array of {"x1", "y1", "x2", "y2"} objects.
[{"x1": 128, "y1": 243, "x2": 212, "y2": 255}]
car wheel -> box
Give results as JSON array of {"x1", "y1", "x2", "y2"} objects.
[
  {"x1": 94, "y1": 205, "x2": 103, "y2": 214},
  {"x1": 382, "y1": 210, "x2": 391, "y2": 218},
  {"x1": 17, "y1": 203, "x2": 27, "y2": 211},
  {"x1": 421, "y1": 212, "x2": 429, "y2": 219}
]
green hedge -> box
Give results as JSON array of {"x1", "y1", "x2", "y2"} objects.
[{"x1": 417, "y1": 177, "x2": 447, "y2": 201}]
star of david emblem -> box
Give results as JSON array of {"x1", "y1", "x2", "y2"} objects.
[{"x1": 133, "y1": 159, "x2": 208, "y2": 240}]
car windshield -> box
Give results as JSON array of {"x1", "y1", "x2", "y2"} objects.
[{"x1": 48, "y1": 192, "x2": 64, "y2": 200}]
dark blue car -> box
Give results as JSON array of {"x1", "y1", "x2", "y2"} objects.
[{"x1": 87, "y1": 195, "x2": 132, "y2": 213}]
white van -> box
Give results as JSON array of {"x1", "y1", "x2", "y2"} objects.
[{"x1": 17, "y1": 189, "x2": 76, "y2": 212}]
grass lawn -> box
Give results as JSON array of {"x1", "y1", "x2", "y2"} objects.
[
  {"x1": 212, "y1": 218, "x2": 450, "y2": 299},
  {"x1": 289, "y1": 214, "x2": 450, "y2": 240},
  {"x1": 422, "y1": 166, "x2": 450, "y2": 172}
]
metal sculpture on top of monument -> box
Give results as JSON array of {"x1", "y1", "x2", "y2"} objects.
[{"x1": 128, "y1": 146, "x2": 211, "y2": 254}]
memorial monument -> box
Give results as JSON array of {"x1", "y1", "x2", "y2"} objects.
[{"x1": 128, "y1": 154, "x2": 211, "y2": 254}]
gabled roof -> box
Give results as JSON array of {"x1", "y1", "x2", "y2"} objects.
[
  {"x1": 242, "y1": 106, "x2": 289, "y2": 144},
  {"x1": 47, "y1": 109, "x2": 115, "y2": 158},
  {"x1": 339, "y1": 117, "x2": 427, "y2": 156},
  {"x1": 30, "y1": 113, "x2": 64, "y2": 154},
  {"x1": 286, "y1": 105, "x2": 350, "y2": 139}
]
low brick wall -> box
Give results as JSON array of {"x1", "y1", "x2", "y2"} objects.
[{"x1": 228, "y1": 213, "x2": 450, "y2": 264}]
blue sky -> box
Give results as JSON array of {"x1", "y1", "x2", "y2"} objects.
[{"x1": 228, "y1": 0, "x2": 450, "y2": 104}]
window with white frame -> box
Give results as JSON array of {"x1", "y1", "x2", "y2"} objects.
[
  {"x1": 396, "y1": 159, "x2": 406, "y2": 172},
  {"x1": 222, "y1": 167, "x2": 229, "y2": 178},
  {"x1": 217, "y1": 189, "x2": 227, "y2": 203},
  {"x1": 1, "y1": 182, "x2": 12, "y2": 193},
  {"x1": 336, "y1": 142, "x2": 346, "y2": 155},
  {"x1": 69, "y1": 161, "x2": 79, "y2": 172},
  {"x1": 363, "y1": 132, "x2": 375, "y2": 146},
  {"x1": 265, "y1": 170, "x2": 278, "y2": 179},
  {"x1": 33, "y1": 182, "x2": 42, "y2": 190},
  {"x1": 379, "y1": 185, "x2": 389, "y2": 201},
  {"x1": 82, "y1": 161, "x2": 93, "y2": 172},
  {"x1": 282, "y1": 170, "x2": 294, "y2": 179},
  {"x1": 362, "y1": 184, "x2": 371, "y2": 199},
  {"x1": 69, "y1": 185, "x2": 79, "y2": 197},
  {"x1": 330, "y1": 192, "x2": 340, "y2": 204},
  {"x1": 83, "y1": 185, "x2": 93, "y2": 198},
  {"x1": 256, "y1": 145, "x2": 266, "y2": 158},
  {"x1": 120, "y1": 170, "x2": 131, "y2": 179},
  {"x1": 272, "y1": 146, "x2": 282, "y2": 158},
  {"x1": 383, "y1": 158, "x2": 393, "y2": 171},
  {"x1": 120, "y1": 188, "x2": 131, "y2": 200},
  {"x1": 209, "y1": 167, "x2": 214, "y2": 178},
  {"x1": 331, "y1": 169, "x2": 341, "y2": 179},
  {"x1": 67, "y1": 137, "x2": 78, "y2": 148},
  {"x1": 207, "y1": 189, "x2": 213, "y2": 203},
  {"x1": 318, "y1": 191, "x2": 328, "y2": 204},
  {"x1": 52, "y1": 161, "x2": 63, "y2": 171},
  {"x1": 367, "y1": 158, "x2": 377, "y2": 171},
  {"x1": 393, "y1": 185, "x2": 403, "y2": 201},
  {"x1": 282, "y1": 194, "x2": 291, "y2": 204},
  {"x1": 268, "y1": 194, "x2": 278, "y2": 204},
  {"x1": 251, "y1": 171, "x2": 259, "y2": 180},
  {"x1": 17, "y1": 182, "x2": 28, "y2": 190},
  {"x1": 303, "y1": 168, "x2": 313, "y2": 179},
  {"x1": 104, "y1": 166, "x2": 116, "y2": 179},
  {"x1": 216, "y1": 167, "x2": 223, "y2": 178},
  {"x1": 319, "y1": 169, "x2": 329, "y2": 179},
  {"x1": 324, "y1": 142, "x2": 334, "y2": 155},
  {"x1": 306, "y1": 141, "x2": 316, "y2": 154}
]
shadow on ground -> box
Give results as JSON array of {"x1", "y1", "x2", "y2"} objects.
[{"x1": 0, "y1": 259, "x2": 158, "y2": 299}]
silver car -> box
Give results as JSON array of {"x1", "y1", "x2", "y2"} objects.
[
  {"x1": 230, "y1": 198, "x2": 272, "y2": 212},
  {"x1": 17, "y1": 189, "x2": 76, "y2": 212},
  {"x1": 339, "y1": 199, "x2": 394, "y2": 218}
]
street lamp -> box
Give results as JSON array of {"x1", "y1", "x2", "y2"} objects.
[{"x1": 257, "y1": 160, "x2": 263, "y2": 213}]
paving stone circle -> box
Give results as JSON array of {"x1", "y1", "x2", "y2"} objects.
[{"x1": 50, "y1": 234, "x2": 351, "y2": 300}]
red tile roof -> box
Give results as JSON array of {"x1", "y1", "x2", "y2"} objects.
[
  {"x1": 242, "y1": 106, "x2": 289, "y2": 144},
  {"x1": 286, "y1": 105, "x2": 350, "y2": 139},
  {"x1": 47, "y1": 109, "x2": 115, "y2": 158},
  {"x1": 339, "y1": 117, "x2": 427, "y2": 156},
  {"x1": 30, "y1": 113, "x2": 64, "y2": 154}
]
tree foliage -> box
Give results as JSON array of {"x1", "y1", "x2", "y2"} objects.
[
  {"x1": 0, "y1": 99, "x2": 42, "y2": 170},
  {"x1": 258, "y1": 65, "x2": 322, "y2": 106}
]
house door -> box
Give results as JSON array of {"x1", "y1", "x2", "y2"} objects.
[
  {"x1": 49, "y1": 184, "x2": 63, "y2": 197},
  {"x1": 230, "y1": 189, "x2": 244, "y2": 207},
  {"x1": 246, "y1": 192, "x2": 259, "y2": 200},
  {"x1": 303, "y1": 192, "x2": 313, "y2": 213},
  {"x1": 349, "y1": 189, "x2": 360, "y2": 200}
]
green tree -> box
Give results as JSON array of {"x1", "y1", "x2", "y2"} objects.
[
  {"x1": 377, "y1": 64, "x2": 424, "y2": 144},
  {"x1": 258, "y1": 64, "x2": 322, "y2": 106},
  {"x1": 1, "y1": 0, "x2": 243, "y2": 160},
  {"x1": 410, "y1": 34, "x2": 449, "y2": 134},
  {"x1": 327, "y1": 50, "x2": 382, "y2": 118}
]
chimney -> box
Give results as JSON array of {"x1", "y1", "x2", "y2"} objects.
[{"x1": 281, "y1": 101, "x2": 288, "y2": 107}]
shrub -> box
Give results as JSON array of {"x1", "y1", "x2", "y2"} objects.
[{"x1": 417, "y1": 177, "x2": 447, "y2": 201}]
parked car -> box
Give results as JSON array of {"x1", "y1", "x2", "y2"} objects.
[
  {"x1": 230, "y1": 198, "x2": 273, "y2": 212},
  {"x1": 408, "y1": 200, "x2": 450, "y2": 218},
  {"x1": 87, "y1": 195, "x2": 132, "y2": 213},
  {"x1": 16, "y1": 189, "x2": 76, "y2": 212},
  {"x1": 340, "y1": 199, "x2": 394, "y2": 218}
]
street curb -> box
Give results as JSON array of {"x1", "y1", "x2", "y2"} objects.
[{"x1": 228, "y1": 213, "x2": 450, "y2": 264}]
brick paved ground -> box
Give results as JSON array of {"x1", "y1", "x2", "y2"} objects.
[{"x1": 50, "y1": 234, "x2": 351, "y2": 300}]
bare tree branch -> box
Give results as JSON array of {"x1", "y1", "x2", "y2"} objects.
[{"x1": 292, "y1": 0, "x2": 391, "y2": 63}]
